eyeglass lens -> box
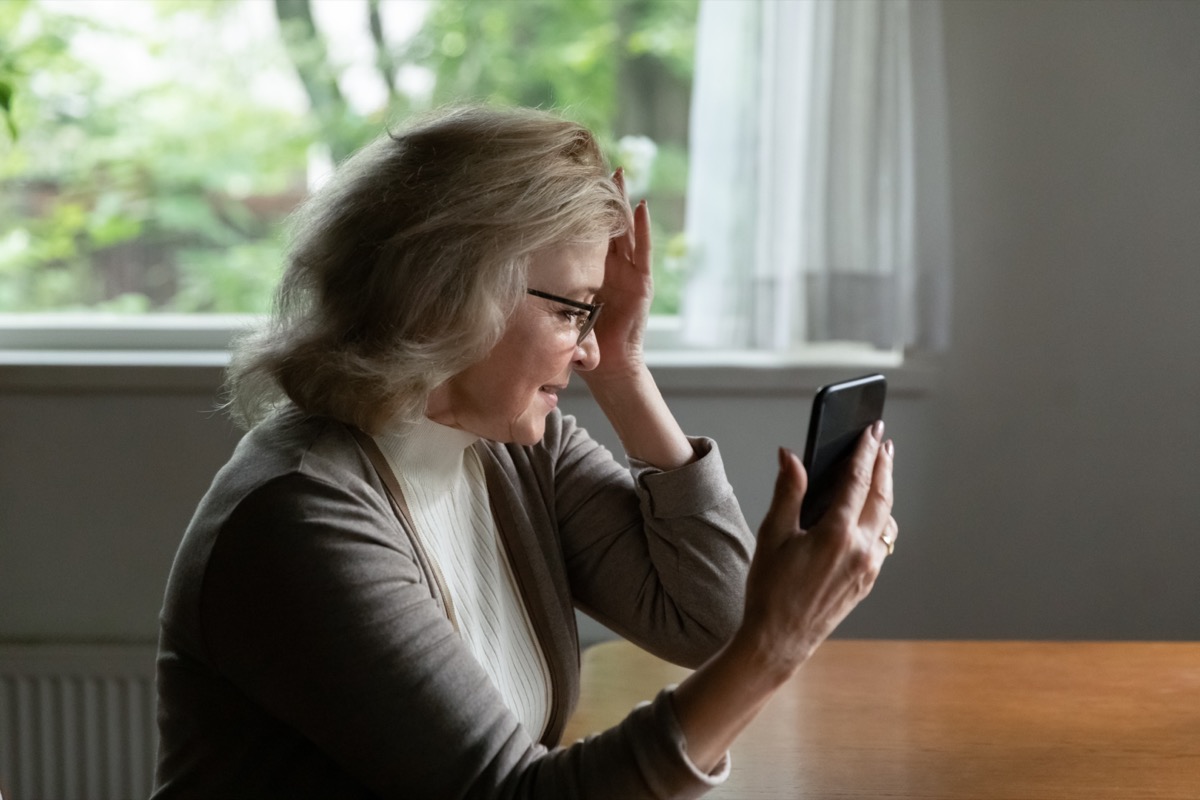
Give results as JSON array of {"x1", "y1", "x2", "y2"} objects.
[
  {"x1": 576, "y1": 305, "x2": 601, "y2": 344},
  {"x1": 527, "y1": 289, "x2": 601, "y2": 345}
]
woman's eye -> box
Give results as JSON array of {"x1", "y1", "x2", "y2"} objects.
[{"x1": 560, "y1": 308, "x2": 586, "y2": 324}]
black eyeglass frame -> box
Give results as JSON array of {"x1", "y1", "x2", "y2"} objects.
[{"x1": 526, "y1": 289, "x2": 603, "y2": 345}]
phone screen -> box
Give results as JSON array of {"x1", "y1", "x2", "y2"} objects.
[{"x1": 800, "y1": 373, "x2": 887, "y2": 529}]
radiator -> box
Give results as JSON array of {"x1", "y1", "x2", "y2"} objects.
[{"x1": 0, "y1": 645, "x2": 158, "y2": 800}]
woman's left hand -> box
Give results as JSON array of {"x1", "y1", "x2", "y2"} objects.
[{"x1": 586, "y1": 168, "x2": 654, "y2": 382}]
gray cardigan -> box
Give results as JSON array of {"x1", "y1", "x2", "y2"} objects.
[{"x1": 153, "y1": 406, "x2": 754, "y2": 799}]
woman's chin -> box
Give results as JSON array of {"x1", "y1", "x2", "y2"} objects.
[
  {"x1": 509, "y1": 415, "x2": 550, "y2": 446},
  {"x1": 513, "y1": 428, "x2": 546, "y2": 447}
]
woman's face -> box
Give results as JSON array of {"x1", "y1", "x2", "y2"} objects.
[{"x1": 426, "y1": 240, "x2": 606, "y2": 445}]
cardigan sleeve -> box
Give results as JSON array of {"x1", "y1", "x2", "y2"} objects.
[
  {"x1": 546, "y1": 414, "x2": 756, "y2": 668},
  {"x1": 182, "y1": 470, "x2": 729, "y2": 800}
]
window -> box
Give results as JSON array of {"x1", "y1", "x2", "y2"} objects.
[
  {"x1": 1, "y1": 0, "x2": 946, "y2": 361},
  {"x1": 1, "y1": 0, "x2": 693, "y2": 321}
]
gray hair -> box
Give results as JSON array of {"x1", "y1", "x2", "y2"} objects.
[{"x1": 225, "y1": 106, "x2": 630, "y2": 433}]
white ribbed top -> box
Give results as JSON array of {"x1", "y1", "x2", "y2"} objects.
[{"x1": 373, "y1": 418, "x2": 552, "y2": 740}]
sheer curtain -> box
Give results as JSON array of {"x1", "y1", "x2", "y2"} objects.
[{"x1": 681, "y1": 0, "x2": 951, "y2": 353}]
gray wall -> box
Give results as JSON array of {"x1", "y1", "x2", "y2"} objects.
[{"x1": 2, "y1": 0, "x2": 1199, "y2": 646}]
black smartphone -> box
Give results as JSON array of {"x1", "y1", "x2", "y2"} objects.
[{"x1": 799, "y1": 373, "x2": 887, "y2": 529}]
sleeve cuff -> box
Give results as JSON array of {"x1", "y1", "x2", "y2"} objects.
[
  {"x1": 627, "y1": 437, "x2": 735, "y2": 519},
  {"x1": 628, "y1": 687, "x2": 732, "y2": 797},
  {"x1": 661, "y1": 685, "x2": 732, "y2": 784}
]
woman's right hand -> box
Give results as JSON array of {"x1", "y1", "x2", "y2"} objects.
[
  {"x1": 670, "y1": 423, "x2": 896, "y2": 776},
  {"x1": 737, "y1": 423, "x2": 897, "y2": 679}
]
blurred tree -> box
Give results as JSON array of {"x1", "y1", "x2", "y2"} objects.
[
  {"x1": 0, "y1": 0, "x2": 28, "y2": 142},
  {"x1": 1, "y1": 0, "x2": 311, "y2": 312},
  {"x1": 0, "y1": 65, "x2": 17, "y2": 142},
  {"x1": 273, "y1": 0, "x2": 363, "y2": 164}
]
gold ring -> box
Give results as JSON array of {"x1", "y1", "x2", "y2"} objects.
[{"x1": 880, "y1": 532, "x2": 896, "y2": 555}]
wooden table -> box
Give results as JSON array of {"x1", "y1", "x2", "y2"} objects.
[{"x1": 563, "y1": 640, "x2": 1200, "y2": 798}]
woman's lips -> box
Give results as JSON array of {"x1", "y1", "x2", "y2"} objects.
[{"x1": 539, "y1": 384, "x2": 565, "y2": 408}]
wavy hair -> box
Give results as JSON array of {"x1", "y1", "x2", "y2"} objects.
[{"x1": 225, "y1": 106, "x2": 629, "y2": 433}]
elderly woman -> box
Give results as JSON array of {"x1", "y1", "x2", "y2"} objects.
[{"x1": 153, "y1": 106, "x2": 896, "y2": 799}]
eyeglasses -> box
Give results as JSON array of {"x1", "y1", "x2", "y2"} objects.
[{"x1": 526, "y1": 289, "x2": 603, "y2": 345}]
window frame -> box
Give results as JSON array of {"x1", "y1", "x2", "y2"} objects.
[
  {"x1": 0, "y1": 0, "x2": 915, "y2": 376},
  {"x1": 0, "y1": 311, "x2": 904, "y2": 398}
]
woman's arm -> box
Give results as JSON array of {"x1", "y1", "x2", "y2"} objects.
[
  {"x1": 545, "y1": 413, "x2": 754, "y2": 667},
  {"x1": 580, "y1": 172, "x2": 693, "y2": 471},
  {"x1": 673, "y1": 428, "x2": 898, "y2": 773},
  {"x1": 582, "y1": 168, "x2": 898, "y2": 773}
]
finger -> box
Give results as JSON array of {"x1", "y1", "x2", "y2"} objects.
[
  {"x1": 614, "y1": 167, "x2": 634, "y2": 232},
  {"x1": 632, "y1": 200, "x2": 651, "y2": 273},
  {"x1": 758, "y1": 447, "x2": 808, "y2": 548},
  {"x1": 826, "y1": 422, "x2": 885, "y2": 529},
  {"x1": 613, "y1": 166, "x2": 628, "y2": 200},
  {"x1": 609, "y1": 168, "x2": 637, "y2": 259},
  {"x1": 858, "y1": 437, "x2": 895, "y2": 534}
]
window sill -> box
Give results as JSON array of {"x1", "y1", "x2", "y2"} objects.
[
  {"x1": 0, "y1": 346, "x2": 935, "y2": 396},
  {"x1": 1, "y1": 313, "x2": 935, "y2": 395},
  {"x1": 0, "y1": 349, "x2": 231, "y2": 392}
]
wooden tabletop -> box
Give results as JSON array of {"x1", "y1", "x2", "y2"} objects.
[{"x1": 563, "y1": 640, "x2": 1200, "y2": 799}]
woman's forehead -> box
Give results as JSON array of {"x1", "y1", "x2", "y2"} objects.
[{"x1": 528, "y1": 241, "x2": 607, "y2": 290}]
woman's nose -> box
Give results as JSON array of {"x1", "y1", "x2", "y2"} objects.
[{"x1": 573, "y1": 331, "x2": 601, "y2": 371}]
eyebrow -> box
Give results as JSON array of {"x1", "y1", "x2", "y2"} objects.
[
  {"x1": 547, "y1": 285, "x2": 602, "y2": 299},
  {"x1": 527, "y1": 289, "x2": 597, "y2": 310}
]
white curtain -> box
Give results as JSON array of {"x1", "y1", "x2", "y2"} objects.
[{"x1": 681, "y1": 0, "x2": 951, "y2": 352}]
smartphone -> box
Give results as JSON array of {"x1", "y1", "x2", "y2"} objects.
[{"x1": 799, "y1": 373, "x2": 887, "y2": 529}]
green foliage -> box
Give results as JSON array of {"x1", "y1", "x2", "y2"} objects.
[
  {"x1": 403, "y1": 0, "x2": 621, "y2": 129},
  {"x1": 173, "y1": 239, "x2": 285, "y2": 314},
  {"x1": 1, "y1": 0, "x2": 698, "y2": 315},
  {"x1": 0, "y1": 0, "x2": 32, "y2": 141},
  {"x1": 1, "y1": 0, "x2": 311, "y2": 312},
  {"x1": 0, "y1": 79, "x2": 16, "y2": 141}
]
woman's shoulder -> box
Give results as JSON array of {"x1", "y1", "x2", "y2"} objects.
[
  {"x1": 185, "y1": 407, "x2": 381, "y2": 542},
  {"x1": 232, "y1": 405, "x2": 367, "y2": 482},
  {"x1": 159, "y1": 408, "x2": 403, "y2": 675}
]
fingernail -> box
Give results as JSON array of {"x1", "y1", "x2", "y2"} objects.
[
  {"x1": 885, "y1": 439, "x2": 895, "y2": 458},
  {"x1": 871, "y1": 420, "x2": 885, "y2": 441},
  {"x1": 778, "y1": 446, "x2": 796, "y2": 470}
]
